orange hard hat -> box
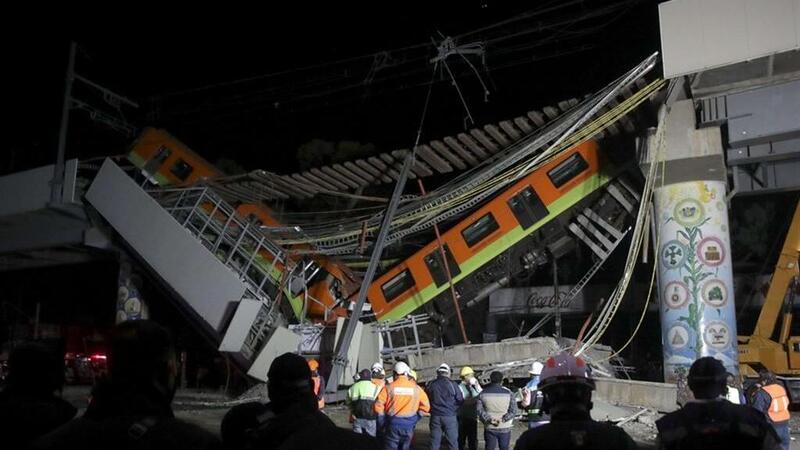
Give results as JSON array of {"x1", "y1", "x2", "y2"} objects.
[{"x1": 307, "y1": 359, "x2": 319, "y2": 371}]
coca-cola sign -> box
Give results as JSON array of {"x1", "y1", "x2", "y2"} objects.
[
  {"x1": 525, "y1": 289, "x2": 575, "y2": 310},
  {"x1": 489, "y1": 285, "x2": 590, "y2": 315}
]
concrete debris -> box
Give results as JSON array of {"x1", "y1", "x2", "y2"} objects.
[
  {"x1": 237, "y1": 382, "x2": 270, "y2": 402},
  {"x1": 405, "y1": 337, "x2": 561, "y2": 382}
]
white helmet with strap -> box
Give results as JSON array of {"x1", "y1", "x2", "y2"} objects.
[{"x1": 538, "y1": 352, "x2": 595, "y2": 391}]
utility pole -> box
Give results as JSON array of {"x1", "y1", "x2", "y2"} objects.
[
  {"x1": 51, "y1": 41, "x2": 77, "y2": 204},
  {"x1": 325, "y1": 62, "x2": 438, "y2": 393},
  {"x1": 553, "y1": 254, "x2": 561, "y2": 339},
  {"x1": 325, "y1": 149, "x2": 417, "y2": 392}
]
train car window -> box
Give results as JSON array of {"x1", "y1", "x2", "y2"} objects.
[
  {"x1": 381, "y1": 269, "x2": 416, "y2": 303},
  {"x1": 461, "y1": 213, "x2": 500, "y2": 248},
  {"x1": 170, "y1": 158, "x2": 194, "y2": 181},
  {"x1": 547, "y1": 153, "x2": 589, "y2": 188},
  {"x1": 507, "y1": 186, "x2": 549, "y2": 229},
  {"x1": 143, "y1": 146, "x2": 172, "y2": 174},
  {"x1": 154, "y1": 146, "x2": 171, "y2": 163},
  {"x1": 424, "y1": 244, "x2": 461, "y2": 287}
]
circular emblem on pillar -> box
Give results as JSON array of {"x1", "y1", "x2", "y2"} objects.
[
  {"x1": 117, "y1": 286, "x2": 129, "y2": 304},
  {"x1": 661, "y1": 240, "x2": 688, "y2": 270},
  {"x1": 667, "y1": 324, "x2": 690, "y2": 350},
  {"x1": 701, "y1": 279, "x2": 728, "y2": 308},
  {"x1": 124, "y1": 297, "x2": 142, "y2": 316},
  {"x1": 697, "y1": 236, "x2": 725, "y2": 267},
  {"x1": 702, "y1": 321, "x2": 731, "y2": 350},
  {"x1": 673, "y1": 198, "x2": 705, "y2": 227},
  {"x1": 664, "y1": 281, "x2": 690, "y2": 309}
]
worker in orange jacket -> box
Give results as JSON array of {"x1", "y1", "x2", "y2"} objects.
[
  {"x1": 374, "y1": 361, "x2": 430, "y2": 450},
  {"x1": 752, "y1": 371, "x2": 791, "y2": 450},
  {"x1": 308, "y1": 359, "x2": 325, "y2": 411}
]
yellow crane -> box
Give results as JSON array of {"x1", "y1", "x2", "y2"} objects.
[{"x1": 738, "y1": 199, "x2": 800, "y2": 401}]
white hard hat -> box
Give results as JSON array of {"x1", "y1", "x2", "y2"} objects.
[
  {"x1": 437, "y1": 363, "x2": 451, "y2": 374},
  {"x1": 371, "y1": 362, "x2": 385, "y2": 375},
  {"x1": 539, "y1": 352, "x2": 595, "y2": 391},
  {"x1": 530, "y1": 361, "x2": 544, "y2": 375},
  {"x1": 394, "y1": 361, "x2": 410, "y2": 376}
]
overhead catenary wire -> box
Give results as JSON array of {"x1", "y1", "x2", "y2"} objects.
[
  {"x1": 276, "y1": 67, "x2": 663, "y2": 252},
  {"x1": 153, "y1": 1, "x2": 642, "y2": 121},
  {"x1": 575, "y1": 95, "x2": 669, "y2": 357}
]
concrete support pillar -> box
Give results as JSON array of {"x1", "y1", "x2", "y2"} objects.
[
  {"x1": 642, "y1": 100, "x2": 739, "y2": 385},
  {"x1": 116, "y1": 252, "x2": 149, "y2": 323}
]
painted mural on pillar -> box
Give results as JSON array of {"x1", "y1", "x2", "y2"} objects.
[
  {"x1": 117, "y1": 259, "x2": 149, "y2": 323},
  {"x1": 654, "y1": 180, "x2": 738, "y2": 384}
]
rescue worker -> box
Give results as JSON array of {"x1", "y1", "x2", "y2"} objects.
[
  {"x1": 752, "y1": 371, "x2": 791, "y2": 450},
  {"x1": 347, "y1": 369, "x2": 381, "y2": 436},
  {"x1": 374, "y1": 361, "x2": 431, "y2": 450},
  {"x1": 725, "y1": 372, "x2": 744, "y2": 405},
  {"x1": 372, "y1": 362, "x2": 386, "y2": 390},
  {"x1": 514, "y1": 352, "x2": 637, "y2": 450},
  {"x1": 426, "y1": 363, "x2": 464, "y2": 450},
  {"x1": 409, "y1": 369, "x2": 418, "y2": 383},
  {"x1": 242, "y1": 352, "x2": 378, "y2": 450},
  {"x1": 457, "y1": 366, "x2": 482, "y2": 450},
  {"x1": 655, "y1": 357, "x2": 780, "y2": 450},
  {"x1": 519, "y1": 361, "x2": 548, "y2": 429},
  {"x1": 220, "y1": 401, "x2": 268, "y2": 450},
  {"x1": 308, "y1": 359, "x2": 325, "y2": 411},
  {"x1": 476, "y1": 371, "x2": 517, "y2": 450}
]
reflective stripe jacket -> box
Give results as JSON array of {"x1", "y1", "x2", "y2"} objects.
[
  {"x1": 374, "y1": 376, "x2": 430, "y2": 429},
  {"x1": 477, "y1": 383, "x2": 518, "y2": 431},
  {"x1": 754, "y1": 383, "x2": 790, "y2": 423},
  {"x1": 457, "y1": 381, "x2": 482, "y2": 419},
  {"x1": 519, "y1": 376, "x2": 547, "y2": 422},
  {"x1": 347, "y1": 379, "x2": 381, "y2": 419},
  {"x1": 312, "y1": 375, "x2": 325, "y2": 410}
]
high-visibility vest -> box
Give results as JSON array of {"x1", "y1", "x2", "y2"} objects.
[
  {"x1": 312, "y1": 375, "x2": 325, "y2": 410},
  {"x1": 762, "y1": 383, "x2": 790, "y2": 423},
  {"x1": 374, "y1": 376, "x2": 430, "y2": 418}
]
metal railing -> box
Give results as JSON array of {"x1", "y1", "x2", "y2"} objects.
[{"x1": 149, "y1": 185, "x2": 297, "y2": 359}]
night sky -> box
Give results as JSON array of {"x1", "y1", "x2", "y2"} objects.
[{"x1": 5, "y1": 0, "x2": 660, "y2": 176}]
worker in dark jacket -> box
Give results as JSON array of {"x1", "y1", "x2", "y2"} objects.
[
  {"x1": 457, "y1": 366, "x2": 482, "y2": 450},
  {"x1": 751, "y1": 371, "x2": 790, "y2": 450},
  {"x1": 426, "y1": 363, "x2": 464, "y2": 450},
  {"x1": 347, "y1": 369, "x2": 382, "y2": 436},
  {"x1": 514, "y1": 352, "x2": 636, "y2": 450},
  {"x1": 246, "y1": 352, "x2": 378, "y2": 450},
  {"x1": 656, "y1": 357, "x2": 780, "y2": 450},
  {"x1": 476, "y1": 371, "x2": 517, "y2": 450}
]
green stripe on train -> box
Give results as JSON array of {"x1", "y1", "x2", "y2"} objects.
[
  {"x1": 378, "y1": 171, "x2": 613, "y2": 322},
  {"x1": 128, "y1": 152, "x2": 146, "y2": 168}
]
